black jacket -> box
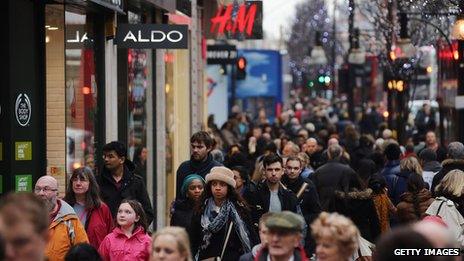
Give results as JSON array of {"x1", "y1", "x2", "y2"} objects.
[
  {"x1": 310, "y1": 160, "x2": 356, "y2": 211},
  {"x1": 189, "y1": 201, "x2": 257, "y2": 261},
  {"x1": 176, "y1": 154, "x2": 222, "y2": 197},
  {"x1": 170, "y1": 198, "x2": 195, "y2": 232},
  {"x1": 97, "y1": 160, "x2": 154, "y2": 225},
  {"x1": 244, "y1": 181, "x2": 299, "y2": 233},
  {"x1": 431, "y1": 159, "x2": 464, "y2": 195},
  {"x1": 329, "y1": 188, "x2": 381, "y2": 243},
  {"x1": 281, "y1": 175, "x2": 321, "y2": 255}
]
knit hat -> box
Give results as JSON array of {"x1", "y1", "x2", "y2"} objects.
[
  {"x1": 205, "y1": 166, "x2": 236, "y2": 188},
  {"x1": 180, "y1": 174, "x2": 205, "y2": 197},
  {"x1": 265, "y1": 211, "x2": 304, "y2": 232}
]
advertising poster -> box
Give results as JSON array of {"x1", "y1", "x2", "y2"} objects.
[{"x1": 206, "y1": 65, "x2": 229, "y2": 127}]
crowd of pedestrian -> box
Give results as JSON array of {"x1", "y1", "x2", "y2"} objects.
[{"x1": 1, "y1": 98, "x2": 464, "y2": 260}]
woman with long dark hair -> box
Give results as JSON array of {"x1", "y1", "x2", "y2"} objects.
[
  {"x1": 64, "y1": 167, "x2": 114, "y2": 249},
  {"x1": 396, "y1": 173, "x2": 433, "y2": 224},
  {"x1": 189, "y1": 166, "x2": 257, "y2": 261}
]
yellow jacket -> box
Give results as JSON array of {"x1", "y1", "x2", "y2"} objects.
[{"x1": 45, "y1": 200, "x2": 89, "y2": 261}]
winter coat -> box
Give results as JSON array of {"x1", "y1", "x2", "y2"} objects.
[
  {"x1": 98, "y1": 226, "x2": 151, "y2": 261},
  {"x1": 308, "y1": 150, "x2": 326, "y2": 170},
  {"x1": 189, "y1": 201, "x2": 258, "y2": 261},
  {"x1": 389, "y1": 171, "x2": 413, "y2": 205},
  {"x1": 238, "y1": 244, "x2": 262, "y2": 261},
  {"x1": 170, "y1": 198, "x2": 195, "y2": 232},
  {"x1": 310, "y1": 160, "x2": 356, "y2": 211},
  {"x1": 175, "y1": 154, "x2": 222, "y2": 198},
  {"x1": 431, "y1": 159, "x2": 464, "y2": 195},
  {"x1": 97, "y1": 161, "x2": 154, "y2": 225},
  {"x1": 426, "y1": 197, "x2": 464, "y2": 246},
  {"x1": 45, "y1": 200, "x2": 89, "y2": 261},
  {"x1": 244, "y1": 181, "x2": 299, "y2": 232},
  {"x1": 380, "y1": 160, "x2": 401, "y2": 194},
  {"x1": 85, "y1": 202, "x2": 114, "y2": 249},
  {"x1": 372, "y1": 193, "x2": 395, "y2": 233},
  {"x1": 330, "y1": 188, "x2": 381, "y2": 243},
  {"x1": 254, "y1": 246, "x2": 309, "y2": 261},
  {"x1": 396, "y1": 189, "x2": 434, "y2": 224},
  {"x1": 281, "y1": 175, "x2": 321, "y2": 255},
  {"x1": 422, "y1": 161, "x2": 442, "y2": 190}
]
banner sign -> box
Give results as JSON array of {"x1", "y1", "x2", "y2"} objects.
[
  {"x1": 207, "y1": 45, "x2": 237, "y2": 64},
  {"x1": 208, "y1": 1, "x2": 263, "y2": 40},
  {"x1": 115, "y1": 24, "x2": 188, "y2": 49}
]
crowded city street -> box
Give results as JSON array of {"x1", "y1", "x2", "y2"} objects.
[{"x1": 3, "y1": 0, "x2": 464, "y2": 260}]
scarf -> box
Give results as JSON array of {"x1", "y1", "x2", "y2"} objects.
[{"x1": 199, "y1": 198, "x2": 251, "y2": 254}]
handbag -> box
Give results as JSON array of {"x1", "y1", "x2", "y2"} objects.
[{"x1": 200, "y1": 221, "x2": 234, "y2": 261}]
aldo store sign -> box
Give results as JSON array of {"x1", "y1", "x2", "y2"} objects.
[
  {"x1": 115, "y1": 24, "x2": 188, "y2": 49},
  {"x1": 15, "y1": 93, "x2": 32, "y2": 127}
]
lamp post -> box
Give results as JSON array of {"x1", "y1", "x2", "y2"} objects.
[
  {"x1": 309, "y1": 31, "x2": 328, "y2": 97},
  {"x1": 452, "y1": 0, "x2": 464, "y2": 142}
]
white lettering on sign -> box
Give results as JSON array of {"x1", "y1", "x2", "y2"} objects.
[
  {"x1": 123, "y1": 30, "x2": 184, "y2": 43},
  {"x1": 15, "y1": 93, "x2": 31, "y2": 127},
  {"x1": 67, "y1": 31, "x2": 88, "y2": 43}
]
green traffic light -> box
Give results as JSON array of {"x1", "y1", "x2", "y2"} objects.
[
  {"x1": 307, "y1": 81, "x2": 314, "y2": 88},
  {"x1": 318, "y1": 76, "x2": 325, "y2": 83}
]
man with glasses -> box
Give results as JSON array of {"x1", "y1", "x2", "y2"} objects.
[
  {"x1": 281, "y1": 156, "x2": 321, "y2": 256},
  {"x1": 245, "y1": 154, "x2": 298, "y2": 233},
  {"x1": 175, "y1": 131, "x2": 222, "y2": 197},
  {"x1": 34, "y1": 176, "x2": 88, "y2": 261}
]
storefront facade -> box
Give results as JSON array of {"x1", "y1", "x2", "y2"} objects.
[{"x1": 1, "y1": 0, "x2": 207, "y2": 227}]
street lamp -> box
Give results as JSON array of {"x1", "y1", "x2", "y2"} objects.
[
  {"x1": 452, "y1": 16, "x2": 464, "y2": 40},
  {"x1": 393, "y1": 13, "x2": 416, "y2": 60},
  {"x1": 348, "y1": 28, "x2": 366, "y2": 64},
  {"x1": 309, "y1": 31, "x2": 328, "y2": 65}
]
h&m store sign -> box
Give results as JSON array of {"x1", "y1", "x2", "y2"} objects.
[{"x1": 115, "y1": 24, "x2": 188, "y2": 49}]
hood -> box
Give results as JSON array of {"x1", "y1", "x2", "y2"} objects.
[
  {"x1": 335, "y1": 188, "x2": 373, "y2": 200},
  {"x1": 50, "y1": 200, "x2": 78, "y2": 228},
  {"x1": 399, "y1": 189, "x2": 432, "y2": 203},
  {"x1": 442, "y1": 159, "x2": 464, "y2": 168},
  {"x1": 423, "y1": 161, "x2": 442, "y2": 172},
  {"x1": 113, "y1": 226, "x2": 146, "y2": 241}
]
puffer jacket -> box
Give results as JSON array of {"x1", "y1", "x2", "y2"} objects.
[
  {"x1": 98, "y1": 226, "x2": 151, "y2": 261},
  {"x1": 396, "y1": 189, "x2": 434, "y2": 224},
  {"x1": 45, "y1": 200, "x2": 89, "y2": 261}
]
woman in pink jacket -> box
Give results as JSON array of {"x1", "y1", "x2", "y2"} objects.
[{"x1": 98, "y1": 199, "x2": 151, "y2": 261}]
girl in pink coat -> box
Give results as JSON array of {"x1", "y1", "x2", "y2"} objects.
[{"x1": 98, "y1": 199, "x2": 151, "y2": 261}]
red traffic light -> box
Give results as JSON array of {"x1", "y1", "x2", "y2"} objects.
[{"x1": 237, "y1": 57, "x2": 247, "y2": 70}]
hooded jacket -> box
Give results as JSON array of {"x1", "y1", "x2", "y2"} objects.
[
  {"x1": 176, "y1": 154, "x2": 222, "y2": 198},
  {"x1": 396, "y1": 189, "x2": 433, "y2": 224},
  {"x1": 97, "y1": 160, "x2": 154, "y2": 225},
  {"x1": 431, "y1": 159, "x2": 464, "y2": 195},
  {"x1": 98, "y1": 226, "x2": 151, "y2": 261},
  {"x1": 45, "y1": 199, "x2": 89, "y2": 261},
  {"x1": 330, "y1": 188, "x2": 381, "y2": 242}
]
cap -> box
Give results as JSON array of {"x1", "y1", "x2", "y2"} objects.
[{"x1": 265, "y1": 211, "x2": 304, "y2": 232}]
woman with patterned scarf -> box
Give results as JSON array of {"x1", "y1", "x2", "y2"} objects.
[{"x1": 189, "y1": 166, "x2": 258, "y2": 261}]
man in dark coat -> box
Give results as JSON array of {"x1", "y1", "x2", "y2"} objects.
[
  {"x1": 431, "y1": 142, "x2": 464, "y2": 194},
  {"x1": 380, "y1": 142, "x2": 402, "y2": 194},
  {"x1": 281, "y1": 156, "x2": 321, "y2": 256},
  {"x1": 97, "y1": 141, "x2": 154, "y2": 225},
  {"x1": 176, "y1": 131, "x2": 222, "y2": 197},
  {"x1": 419, "y1": 148, "x2": 442, "y2": 189},
  {"x1": 310, "y1": 144, "x2": 356, "y2": 211},
  {"x1": 305, "y1": 137, "x2": 326, "y2": 170},
  {"x1": 244, "y1": 154, "x2": 299, "y2": 233}
]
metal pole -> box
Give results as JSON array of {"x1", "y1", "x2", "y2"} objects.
[
  {"x1": 458, "y1": 0, "x2": 464, "y2": 142},
  {"x1": 347, "y1": 0, "x2": 355, "y2": 122}
]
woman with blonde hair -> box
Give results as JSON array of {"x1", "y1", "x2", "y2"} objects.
[
  {"x1": 426, "y1": 169, "x2": 464, "y2": 246},
  {"x1": 311, "y1": 212, "x2": 360, "y2": 261},
  {"x1": 151, "y1": 226, "x2": 192, "y2": 261},
  {"x1": 390, "y1": 156, "x2": 425, "y2": 204}
]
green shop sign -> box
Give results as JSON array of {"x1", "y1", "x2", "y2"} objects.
[
  {"x1": 15, "y1": 141, "x2": 32, "y2": 161},
  {"x1": 15, "y1": 175, "x2": 32, "y2": 192}
]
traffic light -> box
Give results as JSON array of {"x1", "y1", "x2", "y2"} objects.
[
  {"x1": 307, "y1": 80, "x2": 314, "y2": 88},
  {"x1": 387, "y1": 80, "x2": 405, "y2": 92},
  {"x1": 318, "y1": 75, "x2": 325, "y2": 84},
  {"x1": 236, "y1": 56, "x2": 247, "y2": 80}
]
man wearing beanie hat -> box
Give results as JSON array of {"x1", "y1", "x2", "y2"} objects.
[
  {"x1": 244, "y1": 154, "x2": 298, "y2": 234},
  {"x1": 254, "y1": 211, "x2": 308, "y2": 261}
]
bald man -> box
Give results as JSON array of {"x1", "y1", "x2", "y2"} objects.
[{"x1": 34, "y1": 176, "x2": 88, "y2": 261}]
